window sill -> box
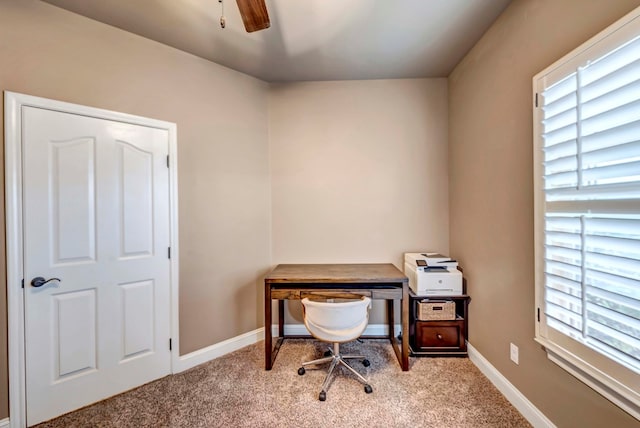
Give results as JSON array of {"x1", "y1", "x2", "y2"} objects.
[{"x1": 535, "y1": 337, "x2": 640, "y2": 421}]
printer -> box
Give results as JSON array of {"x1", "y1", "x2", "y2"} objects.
[{"x1": 404, "y1": 252, "x2": 463, "y2": 296}]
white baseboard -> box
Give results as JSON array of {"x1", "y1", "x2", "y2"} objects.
[
  {"x1": 276, "y1": 323, "x2": 401, "y2": 337},
  {"x1": 467, "y1": 342, "x2": 556, "y2": 428},
  {"x1": 0, "y1": 417, "x2": 9, "y2": 428},
  {"x1": 174, "y1": 328, "x2": 265, "y2": 373},
  {"x1": 174, "y1": 323, "x2": 400, "y2": 373}
]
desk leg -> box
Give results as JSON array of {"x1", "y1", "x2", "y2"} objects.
[
  {"x1": 386, "y1": 299, "x2": 394, "y2": 341},
  {"x1": 278, "y1": 300, "x2": 285, "y2": 337},
  {"x1": 387, "y1": 299, "x2": 403, "y2": 369},
  {"x1": 388, "y1": 289, "x2": 410, "y2": 371},
  {"x1": 401, "y1": 284, "x2": 409, "y2": 371},
  {"x1": 265, "y1": 284, "x2": 273, "y2": 370}
]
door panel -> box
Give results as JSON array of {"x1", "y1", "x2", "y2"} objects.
[
  {"x1": 121, "y1": 280, "x2": 155, "y2": 359},
  {"x1": 23, "y1": 106, "x2": 171, "y2": 426},
  {"x1": 51, "y1": 138, "x2": 96, "y2": 264},
  {"x1": 54, "y1": 289, "x2": 97, "y2": 378},
  {"x1": 118, "y1": 141, "x2": 154, "y2": 258}
]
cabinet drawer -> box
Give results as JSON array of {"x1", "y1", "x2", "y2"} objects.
[{"x1": 414, "y1": 320, "x2": 465, "y2": 351}]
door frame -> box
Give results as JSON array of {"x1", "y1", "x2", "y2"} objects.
[{"x1": 4, "y1": 91, "x2": 180, "y2": 428}]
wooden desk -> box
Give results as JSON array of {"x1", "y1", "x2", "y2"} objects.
[{"x1": 264, "y1": 263, "x2": 410, "y2": 371}]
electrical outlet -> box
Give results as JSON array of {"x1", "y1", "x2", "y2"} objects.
[{"x1": 510, "y1": 343, "x2": 519, "y2": 365}]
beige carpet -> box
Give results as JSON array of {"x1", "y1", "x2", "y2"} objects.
[{"x1": 36, "y1": 339, "x2": 531, "y2": 428}]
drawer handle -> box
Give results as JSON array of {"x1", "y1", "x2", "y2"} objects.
[{"x1": 436, "y1": 334, "x2": 443, "y2": 340}]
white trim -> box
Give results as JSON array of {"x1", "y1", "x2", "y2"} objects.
[
  {"x1": 174, "y1": 328, "x2": 266, "y2": 373},
  {"x1": 167, "y1": 117, "x2": 181, "y2": 373},
  {"x1": 467, "y1": 343, "x2": 556, "y2": 428},
  {"x1": 4, "y1": 92, "x2": 26, "y2": 428},
  {"x1": 4, "y1": 91, "x2": 180, "y2": 428},
  {"x1": 174, "y1": 323, "x2": 402, "y2": 373},
  {"x1": 538, "y1": 337, "x2": 640, "y2": 420},
  {"x1": 0, "y1": 418, "x2": 10, "y2": 428}
]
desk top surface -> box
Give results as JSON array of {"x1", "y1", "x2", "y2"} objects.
[{"x1": 265, "y1": 263, "x2": 407, "y2": 284}]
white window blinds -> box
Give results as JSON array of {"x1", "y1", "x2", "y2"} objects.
[
  {"x1": 534, "y1": 6, "x2": 640, "y2": 419},
  {"x1": 541, "y1": 32, "x2": 640, "y2": 373},
  {"x1": 542, "y1": 35, "x2": 640, "y2": 199}
]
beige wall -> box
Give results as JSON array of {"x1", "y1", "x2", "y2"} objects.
[
  {"x1": 3, "y1": 0, "x2": 639, "y2": 425},
  {"x1": 0, "y1": 0, "x2": 271, "y2": 418},
  {"x1": 269, "y1": 79, "x2": 449, "y2": 323},
  {"x1": 449, "y1": 0, "x2": 640, "y2": 426}
]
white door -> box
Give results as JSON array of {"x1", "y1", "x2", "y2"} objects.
[{"x1": 22, "y1": 106, "x2": 172, "y2": 426}]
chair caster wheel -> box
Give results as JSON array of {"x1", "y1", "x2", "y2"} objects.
[
  {"x1": 298, "y1": 367, "x2": 305, "y2": 375},
  {"x1": 364, "y1": 384, "x2": 373, "y2": 394},
  {"x1": 362, "y1": 359, "x2": 370, "y2": 367},
  {"x1": 319, "y1": 391, "x2": 326, "y2": 401}
]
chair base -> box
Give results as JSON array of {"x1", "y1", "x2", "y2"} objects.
[{"x1": 298, "y1": 342, "x2": 373, "y2": 401}]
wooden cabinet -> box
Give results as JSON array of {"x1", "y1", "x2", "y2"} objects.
[{"x1": 409, "y1": 292, "x2": 470, "y2": 357}]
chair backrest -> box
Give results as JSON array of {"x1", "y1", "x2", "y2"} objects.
[{"x1": 301, "y1": 297, "x2": 371, "y2": 343}]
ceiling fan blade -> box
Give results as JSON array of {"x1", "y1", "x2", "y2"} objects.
[{"x1": 236, "y1": 0, "x2": 270, "y2": 33}]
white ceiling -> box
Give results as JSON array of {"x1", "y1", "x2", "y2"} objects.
[{"x1": 42, "y1": 0, "x2": 512, "y2": 82}]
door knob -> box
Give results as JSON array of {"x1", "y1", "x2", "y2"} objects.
[{"x1": 31, "y1": 277, "x2": 61, "y2": 288}]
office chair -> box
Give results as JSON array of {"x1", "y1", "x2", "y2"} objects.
[{"x1": 297, "y1": 296, "x2": 373, "y2": 401}]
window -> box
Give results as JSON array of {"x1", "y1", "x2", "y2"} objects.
[{"x1": 533, "y1": 6, "x2": 640, "y2": 419}]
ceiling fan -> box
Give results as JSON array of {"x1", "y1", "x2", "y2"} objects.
[{"x1": 235, "y1": 0, "x2": 270, "y2": 32}]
